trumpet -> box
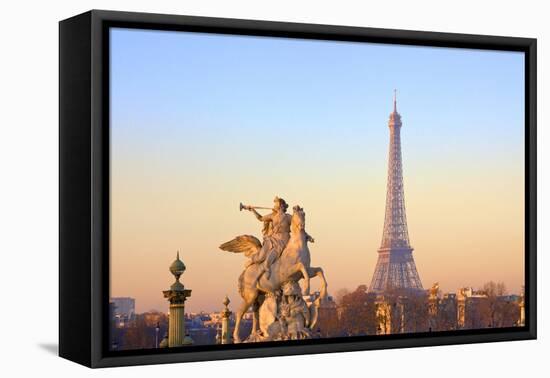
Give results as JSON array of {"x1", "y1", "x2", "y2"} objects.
[{"x1": 239, "y1": 202, "x2": 273, "y2": 211}]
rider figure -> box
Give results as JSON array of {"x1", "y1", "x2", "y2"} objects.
[{"x1": 246, "y1": 196, "x2": 291, "y2": 279}]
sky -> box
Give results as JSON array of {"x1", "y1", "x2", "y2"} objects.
[{"x1": 109, "y1": 27, "x2": 525, "y2": 314}]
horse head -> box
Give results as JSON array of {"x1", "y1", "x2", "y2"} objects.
[{"x1": 291, "y1": 205, "x2": 306, "y2": 233}]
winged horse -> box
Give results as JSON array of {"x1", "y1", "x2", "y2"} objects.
[{"x1": 219, "y1": 206, "x2": 328, "y2": 343}]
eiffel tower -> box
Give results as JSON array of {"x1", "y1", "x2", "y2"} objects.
[{"x1": 368, "y1": 91, "x2": 423, "y2": 293}]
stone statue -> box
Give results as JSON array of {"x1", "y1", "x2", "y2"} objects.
[
  {"x1": 245, "y1": 196, "x2": 292, "y2": 279},
  {"x1": 279, "y1": 281, "x2": 319, "y2": 340},
  {"x1": 429, "y1": 282, "x2": 440, "y2": 299},
  {"x1": 219, "y1": 199, "x2": 328, "y2": 343},
  {"x1": 256, "y1": 281, "x2": 320, "y2": 341}
]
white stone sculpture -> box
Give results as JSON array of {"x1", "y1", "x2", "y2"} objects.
[{"x1": 219, "y1": 197, "x2": 328, "y2": 343}]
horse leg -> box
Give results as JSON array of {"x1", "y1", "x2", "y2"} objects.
[
  {"x1": 233, "y1": 300, "x2": 247, "y2": 344},
  {"x1": 308, "y1": 266, "x2": 328, "y2": 299},
  {"x1": 233, "y1": 293, "x2": 257, "y2": 343},
  {"x1": 252, "y1": 296, "x2": 262, "y2": 335},
  {"x1": 285, "y1": 262, "x2": 311, "y2": 295},
  {"x1": 294, "y1": 262, "x2": 310, "y2": 296}
]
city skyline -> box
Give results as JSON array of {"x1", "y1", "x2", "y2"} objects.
[{"x1": 110, "y1": 28, "x2": 524, "y2": 314}]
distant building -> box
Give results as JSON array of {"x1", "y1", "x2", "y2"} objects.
[
  {"x1": 206, "y1": 312, "x2": 224, "y2": 324},
  {"x1": 109, "y1": 302, "x2": 117, "y2": 345},
  {"x1": 303, "y1": 292, "x2": 339, "y2": 337},
  {"x1": 110, "y1": 297, "x2": 135, "y2": 328},
  {"x1": 111, "y1": 297, "x2": 135, "y2": 319},
  {"x1": 375, "y1": 294, "x2": 410, "y2": 335},
  {"x1": 109, "y1": 302, "x2": 116, "y2": 327},
  {"x1": 438, "y1": 293, "x2": 458, "y2": 331},
  {"x1": 457, "y1": 287, "x2": 490, "y2": 329}
]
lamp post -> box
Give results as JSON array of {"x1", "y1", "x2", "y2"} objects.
[
  {"x1": 155, "y1": 322, "x2": 160, "y2": 348},
  {"x1": 221, "y1": 295, "x2": 232, "y2": 344}
]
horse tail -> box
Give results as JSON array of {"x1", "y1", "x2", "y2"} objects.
[{"x1": 238, "y1": 269, "x2": 245, "y2": 297}]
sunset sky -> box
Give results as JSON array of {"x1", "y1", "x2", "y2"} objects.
[{"x1": 109, "y1": 28, "x2": 525, "y2": 314}]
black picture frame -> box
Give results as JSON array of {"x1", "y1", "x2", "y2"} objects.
[{"x1": 59, "y1": 9, "x2": 537, "y2": 368}]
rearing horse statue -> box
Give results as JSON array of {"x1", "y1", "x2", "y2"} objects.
[{"x1": 219, "y1": 206, "x2": 328, "y2": 343}]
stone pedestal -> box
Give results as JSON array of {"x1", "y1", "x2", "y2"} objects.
[{"x1": 164, "y1": 290, "x2": 192, "y2": 347}]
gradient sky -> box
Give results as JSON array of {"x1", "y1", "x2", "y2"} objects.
[{"x1": 109, "y1": 28, "x2": 525, "y2": 314}]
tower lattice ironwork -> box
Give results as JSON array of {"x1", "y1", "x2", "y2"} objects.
[{"x1": 368, "y1": 91, "x2": 423, "y2": 293}]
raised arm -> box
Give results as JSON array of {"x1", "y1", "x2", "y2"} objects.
[{"x1": 249, "y1": 208, "x2": 273, "y2": 223}]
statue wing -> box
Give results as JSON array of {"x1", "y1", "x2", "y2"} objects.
[{"x1": 219, "y1": 235, "x2": 262, "y2": 257}]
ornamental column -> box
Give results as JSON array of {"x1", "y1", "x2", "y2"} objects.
[
  {"x1": 163, "y1": 251, "x2": 193, "y2": 347},
  {"x1": 221, "y1": 295, "x2": 232, "y2": 344}
]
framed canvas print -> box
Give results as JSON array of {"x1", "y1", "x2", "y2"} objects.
[{"x1": 59, "y1": 10, "x2": 537, "y2": 368}]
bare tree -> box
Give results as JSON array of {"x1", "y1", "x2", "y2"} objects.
[
  {"x1": 334, "y1": 288, "x2": 350, "y2": 306},
  {"x1": 121, "y1": 313, "x2": 169, "y2": 350},
  {"x1": 338, "y1": 285, "x2": 377, "y2": 336},
  {"x1": 482, "y1": 281, "x2": 507, "y2": 328},
  {"x1": 405, "y1": 292, "x2": 429, "y2": 333}
]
